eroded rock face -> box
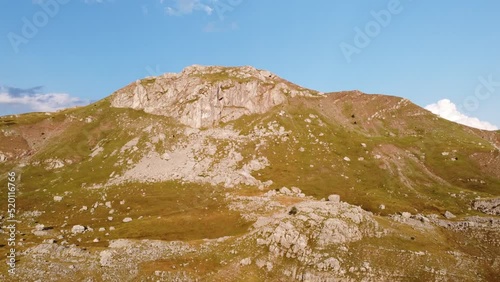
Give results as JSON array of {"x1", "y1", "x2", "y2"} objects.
[
  {"x1": 110, "y1": 65, "x2": 319, "y2": 128},
  {"x1": 254, "y1": 201, "x2": 379, "y2": 262},
  {"x1": 473, "y1": 198, "x2": 500, "y2": 215}
]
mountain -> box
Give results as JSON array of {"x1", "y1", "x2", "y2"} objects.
[{"x1": 0, "y1": 65, "x2": 499, "y2": 281}]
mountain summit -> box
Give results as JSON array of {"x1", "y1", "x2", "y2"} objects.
[{"x1": 111, "y1": 65, "x2": 321, "y2": 128}]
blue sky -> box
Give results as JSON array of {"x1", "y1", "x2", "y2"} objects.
[{"x1": 1, "y1": 0, "x2": 499, "y2": 129}]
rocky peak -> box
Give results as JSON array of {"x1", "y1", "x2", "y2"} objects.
[{"x1": 110, "y1": 65, "x2": 321, "y2": 128}]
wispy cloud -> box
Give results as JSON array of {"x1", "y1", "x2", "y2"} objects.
[
  {"x1": 0, "y1": 86, "x2": 88, "y2": 113},
  {"x1": 160, "y1": 0, "x2": 243, "y2": 32},
  {"x1": 425, "y1": 99, "x2": 498, "y2": 131}
]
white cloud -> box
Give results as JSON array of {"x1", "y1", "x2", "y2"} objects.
[
  {"x1": 164, "y1": 0, "x2": 213, "y2": 16},
  {"x1": 425, "y1": 99, "x2": 498, "y2": 131},
  {"x1": 0, "y1": 89, "x2": 88, "y2": 113}
]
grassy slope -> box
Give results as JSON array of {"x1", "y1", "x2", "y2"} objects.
[
  {"x1": 0, "y1": 99, "x2": 249, "y2": 252},
  {"x1": 230, "y1": 94, "x2": 500, "y2": 216},
  {"x1": 0, "y1": 91, "x2": 499, "y2": 279}
]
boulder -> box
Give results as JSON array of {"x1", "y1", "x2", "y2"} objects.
[
  {"x1": 279, "y1": 187, "x2": 292, "y2": 195},
  {"x1": 71, "y1": 225, "x2": 86, "y2": 234},
  {"x1": 444, "y1": 211, "x2": 456, "y2": 219},
  {"x1": 328, "y1": 194, "x2": 340, "y2": 203},
  {"x1": 239, "y1": 258, "x2": 252, "y2": 266},
  {"x1": 401, "y1": 212, "x2": 411, "y2": 219}
]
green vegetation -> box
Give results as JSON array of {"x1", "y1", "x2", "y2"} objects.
[
  {"x1": 192, "y1": 70, "x2": 253, "y2": 84},
  {"x1": 229, "y1": 99, "x2": 500, "y2": 216},
  {"x1": 0, "y1": 89, "x2": 498, "y2": 280},
  {"x1": 140, "y1": 77, "x2": 157, "y2": 87}
]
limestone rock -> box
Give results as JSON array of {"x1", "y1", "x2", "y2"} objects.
[
  {"x1": 444, "y1": 211, "x2": 456, "y2": 219},
  {"x1": 110, "y1": 65, "x2": 319, "y2": 128},
  {"x1": 401, "y1": 212, "x2": 412, "y2": 219},
  {"x1": 71, "y1": 225, "x2": 86, "y2": 234},
  {"x1": 279, "y1": 187, "x2": 292, "y2": 195},
  {"x1": 328, "y1": 194, "x2": 340, "y2": 203},
  {"x1": 240, "y1": 258, "x2": 252, "y2": 266},
  {"x1": 472, "y1": 198, "x2": 500, "y2": 215}
]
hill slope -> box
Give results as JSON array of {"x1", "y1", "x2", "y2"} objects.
[{"x1": 0, "y1": 65, "x2": 499, "y2": 281}]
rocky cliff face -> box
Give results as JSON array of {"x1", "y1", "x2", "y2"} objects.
[{"x1": 110, "y1": 65, "x2": 321, "y2": 128}]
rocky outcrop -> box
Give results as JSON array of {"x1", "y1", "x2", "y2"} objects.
[
  {"x1": 253, "y1": 200, "x2": 379, "y2": 264},
  {"x1": 473, "y1": 198, "x2": 500, "y2": 215},
  {"x1": 110, "y1": 65, "x2": 320, "y2": 128}
]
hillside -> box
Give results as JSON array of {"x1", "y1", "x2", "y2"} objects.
[{"x1": 0, "y1": 65, "x2": 499, "y2": 281}]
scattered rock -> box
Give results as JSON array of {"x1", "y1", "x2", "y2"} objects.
[
  {"x1": 240, "y1": 258, "x2": 252, "y2": 266},
  {"x1": 401, "y1": 212, "x2": 411, "y2": 219},
  {"x1": 279, "y1": 187, "x2": 292, "y2": 195},
  {"x1": 328, "y1": 194, "x2": 340, "y2": 203},
  {"x1": 444, "y1": 211, "x2": 456, "y2": 219},
  {"x1": 122, "y1": 217, "x2": 133, "y2": 223},
  {"x1": 71, "y1": 225, "x2": 86, "y2": 234}
]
